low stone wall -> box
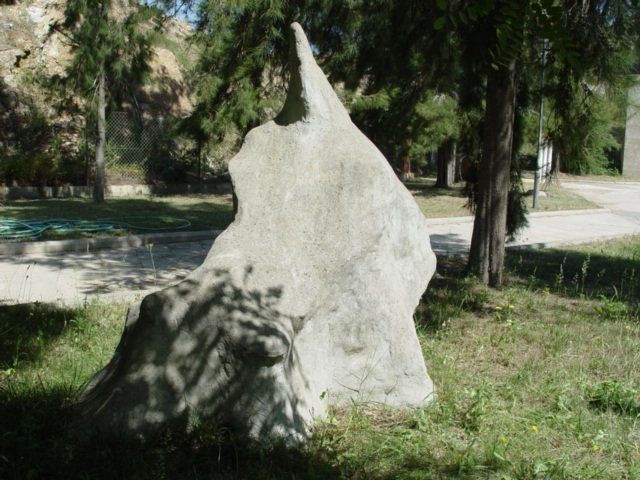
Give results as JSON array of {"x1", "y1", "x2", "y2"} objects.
[{"x1": 0, "y1": 182, "x2": 233, "y2": 200}]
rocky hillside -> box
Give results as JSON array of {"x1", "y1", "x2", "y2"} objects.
[{"x1": 0, "y1": 0, "x2": 195, "y2": 120}]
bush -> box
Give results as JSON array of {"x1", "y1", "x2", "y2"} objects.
[{"x1": 0, "y1": 101, "x2": 85, "y2": 186}]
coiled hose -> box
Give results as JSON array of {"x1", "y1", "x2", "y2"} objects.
[{"x1": 0, "y1": 217, "x2": 192, "y2": 240}]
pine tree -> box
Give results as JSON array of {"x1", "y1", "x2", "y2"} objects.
[
  {"x1": 445, "y1": 0, "x2": 639, "y2": 286},
  {"x1": 544, "y1": 1, "x2": 639, "y2": 175},
  {"x1": 187, "y1": 0, "x2": 302, "y2": 149},
  {"x1": 305, "y1": 0, "x2": 462, "y2": 176},
  {"x1": 59, "y1": 0, "x2": 152, "y2": 202}
]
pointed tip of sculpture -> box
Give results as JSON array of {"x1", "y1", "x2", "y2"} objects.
[
  {"x1": 275, "y1": 22, "x2": 350, "y2": 126},
  {"x1": 289, "y1": 22, "x2": 314, "y2": 63}
]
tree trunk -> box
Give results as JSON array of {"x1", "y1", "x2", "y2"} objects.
[
  {"x1": 94, "y1": 69, "x2": 106, "y2": 204},
  {"x1": 435, "y1": 139, "x2": 456, "y2": 188},
  {"x1": 468, "y1": 60, "x2": 517, "y2": 287},
  {"x1": 453, "y1": 148, "x2": 466, "y2": 183},
  {"x1": 401, "y1": 155, "x2": 413, "y2": 182},
  {"x1": 548, "y1": 148, "x2": 561, "y2": 185},
  {"x1": 196, "y1": 141, "x2": 203, "y2": 181}
]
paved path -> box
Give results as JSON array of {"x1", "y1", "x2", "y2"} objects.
[
  {"x1": 562, "y1": 180, "x2": 640, "y2": 223},
  {"x1": 427, "y1": 208, "x2": 639, "y2": 255},
  {"x1": 1, "y1": 181, "x2": 639, "y2": 305}
]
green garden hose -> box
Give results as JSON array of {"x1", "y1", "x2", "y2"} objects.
[{"x1": 0, "y1": 217, "x2": 192, "y2": 240}]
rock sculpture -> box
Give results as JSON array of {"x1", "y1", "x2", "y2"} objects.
[{"x1": 79, "y1": 22, "x2": 437, "y2": 443}]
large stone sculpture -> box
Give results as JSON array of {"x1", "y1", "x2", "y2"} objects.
[{"x1": 79, "y1": 23, "x2": 437, "y2": 443}]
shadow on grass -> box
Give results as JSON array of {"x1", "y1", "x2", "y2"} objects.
[
  {"x1": 404, "y1": 180, "x2": 467, "y2": 200},
  {"x1": 0, "y1": 387, "x2": 340, "y2": 480},
  {"x1": 372, "y1": 451, "x2": 517, "y2": 480},
  {"x1": 418, "y1": 239, "x2": 640, "y2": 333},
  {"x1": 2, "y1": 240, "x2": 638, "y2": 479},
  {"x1": 506, "y1": 246, "x2": 640, "y2": 305},
  {"x1": 415, "y1": 257, "x2": 488, "y2": 333},
  {"x1": 1, "y1": 197, "x2": 234, "y2": 241},
  {"x1": 0, "y1": 303, "x2": 77, "y2": 365}
]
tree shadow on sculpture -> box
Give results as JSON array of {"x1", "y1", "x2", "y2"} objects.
[
  {"x1": 77, "y1": 265, "x2": 313, "y2": 443},
  {"x1": 0, "y1": 276, "x2": 340, "y2": 479}
]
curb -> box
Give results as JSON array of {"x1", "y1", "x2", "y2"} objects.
[
  {"x1": 506, "y1": 233, "x2": 639, "y2": 251},
  {"x1": 527, "y1": 208, "x2": 610, "y2": 217},
  {"x1": 0, "y1": 230, "x2": 223, "y2": 255},
  {"x1": 561, "y1": 180, "x2": 640, "y2": 186},
  {"x1": 432, "y1": 233, "x2": 639, "y2": 258},
  {"x1": 425, "y1": 208, "x2": 610, "y2": 225}
]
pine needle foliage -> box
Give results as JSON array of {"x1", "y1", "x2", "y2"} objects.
[
  {"x1": 305, "y1": 0, "x2": 462, "y2": 168},
  {"x1": 60, "y1": 0, "x2": 153, "y2": 114},
  {"x1": 178, "y1": 0, "x2": 638, "y2": 182},
  {"x1": 184, "y1": 0, "x2": 463, "y2": 169},
  {"x1": 187, "y1": 0, "x2": 303, "y2": 146},
  {"x1": 543, "y1": 0, "x2": 640, "y2": 174}
]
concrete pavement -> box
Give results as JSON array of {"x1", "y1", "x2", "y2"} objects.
[
  {"x1": 0, "y1": 240, "x2": 212, "y2": 305},
  {"x1": 562, "y1": 180, "x2": 640, "y2": 223},
  {"x1": 1, "y1": 181, "x2": 639, "y2": 305},
  {"x1": 427, "y1": 207, "x2": 640, "y2": 255}
]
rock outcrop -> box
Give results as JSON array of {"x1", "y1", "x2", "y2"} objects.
[
  {"x1": 0, "y1": 0, "x2": 195, "y2": 118},
  {"x1": 79, "y1": 22, "x2": 436, "y2": 443}
]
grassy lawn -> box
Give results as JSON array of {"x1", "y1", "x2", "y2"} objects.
[
  {"x1": 0, "y1": 179, "x2": 597, "y2": 242},
  {"x1": 406, "y1": 178, "x2": 597, "y2": 218},
  {"x1": 529, "y1": 183, "x2": 600, "y2": 212},
  {"x1": 1, "y1": 237, "x2": 638, "y2": 479},
  {"x1": 0, "y1": 195, "x2": 235, "y2": 242}
]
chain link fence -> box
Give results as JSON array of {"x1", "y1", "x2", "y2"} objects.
[
  {"x1": 106, "y1": 111, "x2": 165, "y2": 184},
  {"x1": 1, "y1": 104, "x2": 208, "y2": 187}
]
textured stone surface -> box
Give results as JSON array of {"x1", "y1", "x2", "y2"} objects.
[{"x1": 79, "y1": 23, "x2": 436, "y2": 443}]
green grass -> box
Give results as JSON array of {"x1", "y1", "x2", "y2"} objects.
[
  {"x1": 406, "y1": 178, "x2": 597, "y2": 218},
  {"x1": 0, "y1": 195, "x2": 235, "y2": 241},
  {"x1": 530, "y1": 183, "x2": 600, "y2": 212},
  {"x1": 1, "y1": 236, "x2": 638, "y2": 478}
]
